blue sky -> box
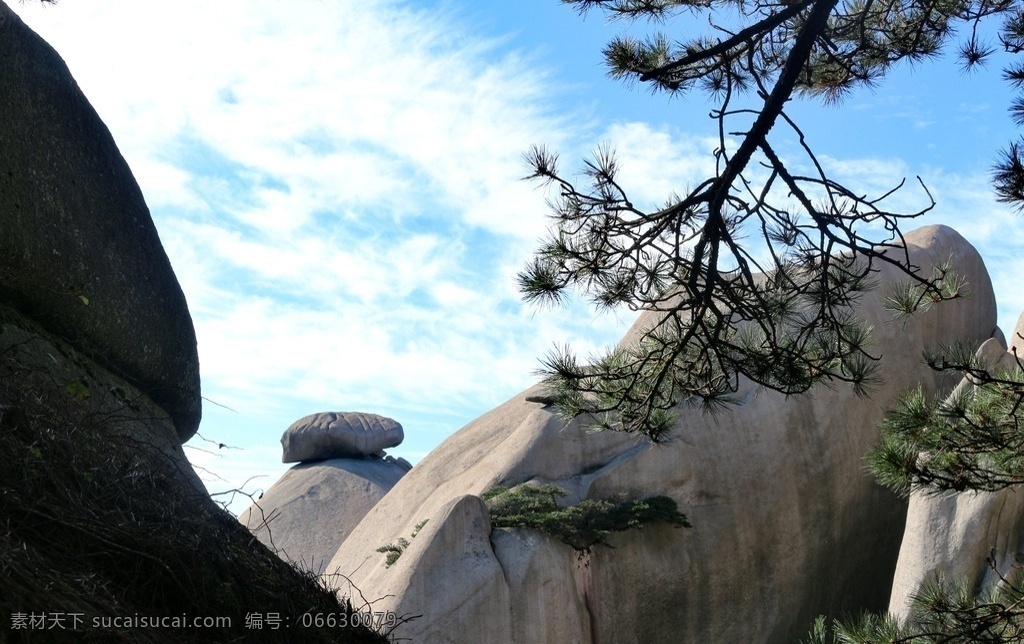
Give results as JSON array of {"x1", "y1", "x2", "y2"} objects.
[{"x1": 12, "y1": 0, "x2": 1023, "y2": 513}]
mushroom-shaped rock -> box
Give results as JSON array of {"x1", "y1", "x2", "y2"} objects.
[{"x1": 281, "y1": 412, "x2": 404, "y2": 463}]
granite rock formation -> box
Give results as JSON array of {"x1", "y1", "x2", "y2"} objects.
[
  {"x1": 888, "y1": 312, "x2": 1024, "y2": 621},
  {"x1": 243, "y1": 411, "x2": 411, "y2": 572},
  {"x1": 323, "y1": 225, "x2": 996, "y2": 643},
  {"x1": 0, "y1": 7, "x2": 385, "y2": 641}
]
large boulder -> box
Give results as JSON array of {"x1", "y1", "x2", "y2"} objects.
[
  {"x1": 0, "y1": 3, "x2": 200, "y2": 440},
  {"x1": 281, "y1": 412, "x2": 404, "y2": 463},
  {"x1": 324, "y1": 225, "x2": 997, "y2": 643},
  {"x1": 239, "y1": 457, "x2": 408, "y2": 575},
  {"x1": 888, "y1": 313, "x2": 1024, "y2": 620}
]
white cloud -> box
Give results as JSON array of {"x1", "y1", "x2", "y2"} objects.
[{"x1": 598, "y1": 122, "x2": 720, "y2": 209}]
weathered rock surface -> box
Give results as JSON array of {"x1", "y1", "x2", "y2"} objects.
[
  {"x1": 281, "y1": 412, "x2": 404, "y2": 463},
  {"x1": 239, "y1": 457, "x2": 408, "y2": 575},
  {"x1": 0, "y1": 3, "x2": 200, "y2": 440},
  {"x1": 325, "y1": 225, "x2": 996, "y2": 643},
  {"x1": 888, "y1": 313, "x2": 1024, "y2": 621},
  {"x1": 0, "y1": 300, "x2": 202, "y2": 491}
]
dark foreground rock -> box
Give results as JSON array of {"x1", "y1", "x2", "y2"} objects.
[
  {"x1": 0, "y1": 303, "x2": 392, "y2": 643},
  {"x1": 0, "y1": 1, "x2": 200, "y2": 440}
]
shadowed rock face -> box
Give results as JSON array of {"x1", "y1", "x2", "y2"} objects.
[
  {"x1": 0, "y1": 299, "x2": 389, "y2": 644},
  {"x1": 0, "y1": 3, "x2": 200, "y2": 440},
  {"x1": 0, "y1": 300, "x2": 202, "y2": 492},
  {"x1": 324, "y1": 225, "x2": 997, "y2": 644}
]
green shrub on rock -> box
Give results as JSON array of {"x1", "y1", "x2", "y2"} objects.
[
  {"x1": 376, "y1": 519, "x2": 428, "y2": 568},
  {"x1": 482, "y1": 483, "x2": 689, "y2": 551}
]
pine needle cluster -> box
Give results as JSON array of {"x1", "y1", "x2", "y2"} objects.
[
  {"x1": 870, "y1": 366, "x2": 1024, "y2": 495},
  {"x1": 805, "y1": 570, "x2": 1024, "y2": 643}
]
